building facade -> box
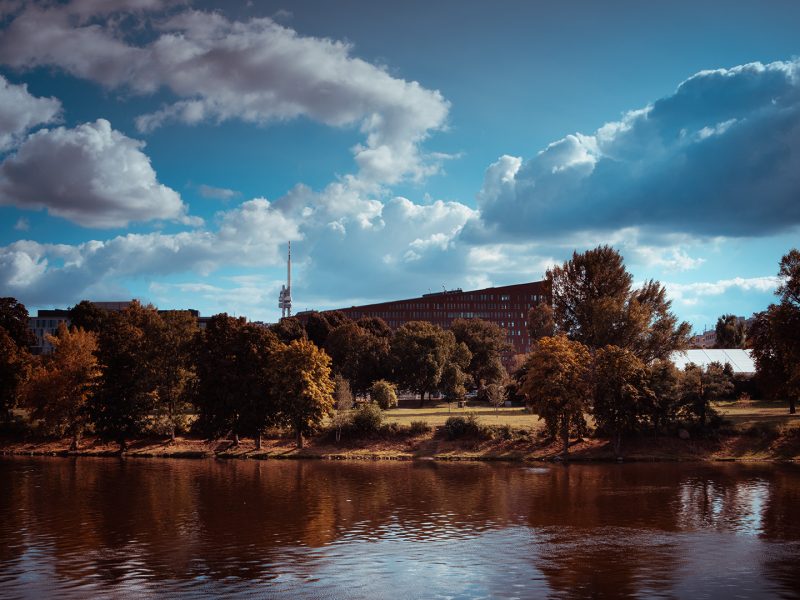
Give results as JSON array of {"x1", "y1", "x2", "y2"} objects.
[{"x1": 297, "y1": 280, "x2": 549, "y2": 357}]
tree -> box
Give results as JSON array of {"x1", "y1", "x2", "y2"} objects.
[
  {"x1": 645, "y1": 359, "x2": 682, "y2": 435},
  {"x1": 370, "y1": 379, "x2": 398, "y2": 410},
  {"x1": 274, "y1": 339, "x2": 335, "y2": 448},
  {"x1": 451, "y1": 318, "x2": 507, "y2": 390},
  {"x1": 356, "y1": 316, "x2": 393, "y2": 340},
  {"x1": 151, "y1": 311, "x2": 199, "y2": 441},
  {"x1": 24, "y1": 324, "x2": 99, "y2": 450},
  {"x1": 751, "y1": 249, "x2": 800, "y2": 414},
  {"x1": 391, "y1": 321, "x2": 454, "y2": 407},
  {"x1": 325, "y1": 322, "x2": 391, "y2": 397},
  {"x1": 527, "y1": 302, "x2": 555, "y2": 341},
  {"x1": 270, "y1": 317, "x2": 307, "y2": 343},
  {"x1": 88, "y1": 301, "x2": 162, "y2": 451},
  {"x1": 547, "y1": 246, "x2": 690, "y2": 362},
  {"x1": 331, "y1": 375, "x2": 353, "y2": 442},
  {"x1": 195, "y1": 315, "x2": 280, "y2": 446},
  {"x1": 592, "y1": 345, "x2": 649, "y2": 455},
  {"x1": 484, "y1": 382, "x2": 507, "y2": 416},
  {"x1": 520, "y1": 336, "x2": 592, "y2": 457},
  {"x1": 439, "y1": 343, "x2": 472, "y2": 405},
  {"x1": 0, "y1": 327, "x2": 29, "y2": 423},
  {"x1": 714, "y1": 314, "x2": 747, "y2": 348},
  {"x1": 680, "y1": 362, "x2": 733, "y2": 429},
  {"x1": 304, "y1": 312, "x2": 335, "y2": 348},
  {"x1": 68, "y1": 300, "x2": 107, "y2": 333},
  {"x1": 0, "y1": 297, "x2": 35, "y2": 348}
]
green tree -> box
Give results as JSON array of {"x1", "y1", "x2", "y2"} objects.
[
  {"x1": 520, "y1": 336, "x2": 592, "y2": 457},
  {"x1": 0, "y1": 327, "x2": 29, "y2": 423},
  {"x1": 592, "y1": 345, "x2": 649, "y2": 455},
  {"x1": 370, "y1": 379, "x2": 398, "y2": 410},
  {"x1": 751, "y1": 249, "x2": 800, "y2": 414},
  {"x1": 391, "y1": 321, "x2": 454, "y2": 407},
  {"x1": 680, "y1": 362, "x2": 734, "y2": 429},
  {"x1": 274, "y1": 339, "x2": 335, "y2": 448},
  {"x1": 451, "y1": 318, "x2": 507, "y2": 390},
  {"x1": 270, "y1": 317, "x2": 307, "y2": 343},
  {"x1": 527, "y1": 301, "x2": 555, "y2": 341},
  {"x1": 304, "y1": 311, "x2": 335, "y2": 348},
  {"x1": 326, "y1": 322, "x2": 391, "y2": 397},
  {"x1": 152, "y1": 311, "x2": 199, "y2": 441},
  {"x1": 24, "y1": 324, "x2": 99, "y2": 450},
  {"x1": 714, "y1": 314, "x2": 747, "y2": 348},
  {"x1": 89, "y1": 301, "x2": 162, "y2": 451},
  {"x1": 0, "y1": 297, "x2": 35, "y2": 348},
  {"x1": 547, "y1": 245, "x2": 690, "y2": 362},
  {"x1": 68, "y1": 300, "x2": 107, "y2": 333},
  {"x1": 645, "y1": 359, "x2": 682, "y2": 434},
  {"x1": 356, "y1": 316, "x2": 393, "y2": 339}
]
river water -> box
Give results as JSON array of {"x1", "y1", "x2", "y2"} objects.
[{"x1": 0, "y1": 457, "x2": 798, "y2": 599}]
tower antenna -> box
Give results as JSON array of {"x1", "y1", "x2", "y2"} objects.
[{"x1": 278, "y1": 241, "x2": 292, "y2": 318}]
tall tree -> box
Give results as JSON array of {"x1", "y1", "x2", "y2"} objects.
[
  {"x1": 24, "y1": 324, "x2": 100, "y2": 450},
  {"x1": 592, "y1": 345, "x2": 649, "y2": 455},
  {"x1": 451, "y1": 318, "x2": 507, "y2": 390},
  {"x1": 152, "y1": 311, "x2": 199, "y2": 441},
  {"x1": 0, "y1": 327, "x2": 29, "y2": 423},
  {"x1": 88, "y1": 301, "x2": 162, "y2": 451},
  {"x1": 527, "y1": 302, "x2": 556, "y2": 341},
  {"x1": 270, "y1": 317, "x2": 307, "y2": 343},
  {"x1": 439, "y1": 342, "x2": 472, "y2": 403},
  {"x1": 304, "y1": 312, "x2": 335, "y2": 348},
  {"x1": 680, "y1": 362, "x2": 733, "y2": 429},
  {"x1": 274, "y1": 339, "x2": 335, "y2": 448},
  {"x1": 356, "y1": 316, "x2": 393, "y2": 340},
  {"x1": 520, "y1": 336, "x2": 592, "y2": 457},
  {"x1": 325, "y1": 322, "x2": 391, "y2": 397},
  {"x1": 645, "y1": 359, "x2": 682, "y2": 435},
  {"x1": 391, "y1": 321, "x2": 454, "y2": 407},
  {"x1": 714, "y1": 314, "x2": 747, "y2": 348},
  {"x1": 68, "y1": 300, "x2": 107, "y2": 333},
  {"x1": 0, "y1": 297, "x2": 35, "y2": 348},
  {"x1": 547, "y1": 246, "x2": 690, "y2": 362}
]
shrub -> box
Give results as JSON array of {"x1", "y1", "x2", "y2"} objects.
[
  {"x1": 443, "y1": 412, "x2": 481, "y2": 440},
  {"x1": 370, "y1": 380, "x2": 398, "y2": 410},
  {"x1": 351, "y1": 402, "x2": 384, "y2": 436},
  {"x1": 409, "y1": 420, "x2": 432, "y2": 436}
]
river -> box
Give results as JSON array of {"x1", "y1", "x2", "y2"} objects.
[{"x1": 1, "y1": 457, "x2": 798, "y2": 598}]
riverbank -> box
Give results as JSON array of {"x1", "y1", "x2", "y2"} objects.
[{"x1": 3, "y1": 424, "x2": 800, "y2": 462}]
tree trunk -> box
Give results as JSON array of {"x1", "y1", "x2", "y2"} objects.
[
  {"x1": 296, "y1": 429, "x2": 304, "y2": 449},
  {"x1": 789, "y1": 397, "x2": 797, "y2": 415},
  {"x1": 614, "y1": 430, "x2": 622, "y2": 457},
  {"x1": 561, "y1": 416, "x2": 569, "y2": 458},
  {"x1": 119, "y1": 437, "x2": 127, "y2": 453},
  {"x1": 256, "y1": 434, "x2": 262, "y2": 450},
  {"x1": 233, "y1": 433, "x2": 240, "y2": 446},
  {"x1": 419, "y1": 391, "x2": 425, "y2": 408},
  {"x1": 170, "y1": 425, "x2": 176, "y2": 443},
  {"x1": 70, "y1": 431, "x2": 80, "y2": 452}
]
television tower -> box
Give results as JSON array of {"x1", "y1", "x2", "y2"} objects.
[{"x1": 278, "y1": 241, "x2": 292, "y2": 318}]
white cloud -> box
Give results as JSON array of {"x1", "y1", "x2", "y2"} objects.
[
  {"x1": 665, "y1": 276, "x2": 779, "y2": 306},
  {"x1": 476, "y1": 59, "x2": 800, "y2": 239},
  {"x1": 197, "y1": 184, "x2": 239, "y2": 201},
  {"x1": 0, "y1": 119, "x2": 195, "y2": 228},
  {"x1": 13, "y1": 216, "x2": 29, "y2": 231},
  {"x1": 0, "y1": 75, "x2": 61, "y2": 151},
  {"x1": 0, "y1": 3, "x2": 450, "y2": 186}
]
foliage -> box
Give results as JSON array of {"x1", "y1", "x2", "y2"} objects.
[
  {"x1": 408, "y1": 420, "x2": 432, "y2": 435},
  {"x1": 714, "y1": 314, "x2": 747, "y2": 348},
  {"x1": 0, "y1": 297, "x2": 35, "y2": 348},
  {"x1": 451, "y1": 318, "x2": 507, "y2": 389},
  {"x1": 680, "y1": 362, "x2": 734, "y2": 429},
  {"x1": 350, "y1": 402, "x2": 384, "y2": 436},
  {"x1": 391, "y1": 321, "x2": 454, "y2": 405},
  {"x1": 0, "y1": 326, "x2": 30, "y2": 422},
  {"x1": 333, "y1": 375, "x2": 354, "y2": 410},
  {"x1": 24, "y1": 324, "x2": 99, "y2": 449},
  {"x1": 547, "y1": 245, "x2": 690, "y2": 362},
  {"x1": 750, "y1": 249, "x2": 800, "y2": 414},
  {"x1": 483, "y1": 382, "x2": 507, "y2": 412},
  {"x1": 527, "y1": 302, "x2": 555, "y2": 341},
  {"x1": 274, "y1": 338, "x2": 335, "y2": 448},
  {"x1": 520, "y1": 335, "x2": 592, "y2": 456},
  {"x1": 67, "y1": 300, "x2": 107, "y2": 333},
  {"x1": 326, "y1": 322, "x2": 391, "y2": 397},
  {"x1": 370, "y1": 379, "x2": 398, "y2": 409},
  {"x1": 645, "y1": 359, "x2": 682, "y2": 434},
  {"x1": 592, "y1": 345, "x2": 649, "y2": 455},
  {"x1": 88, "y1": 301, "x2": 163, "y2": 449},
  {"x1": 443, "y1": 412, "x2": 481, "y2": 440},
  {"x1": 270, "y1": 317, "x2": 307, "y2": 343},
  {"x1": 356, "y1": 316, "x2": 392, "y2": 339}
]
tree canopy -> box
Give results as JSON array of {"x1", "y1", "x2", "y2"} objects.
[
  {"x1": 391, "y1": 321, "x2": 455, "y2": 406},
  {"x1": 714, "y1": 314, "x2": 747, "y2": 348},
  {"x1": 451, "y1": 318, "x2": 507, "y2": 389}
]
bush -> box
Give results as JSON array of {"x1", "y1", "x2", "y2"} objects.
[
  {"x1": 370, "y1": 380, "x2": 398, "y2": 410},
  {"x1": 408, "y1": 420, "x2": 432, "y2": 435},
  {"x1": 351, "y1": 402, "x2": 384, "y2": 436},
  {"x1": 443, "y1": 412, "x2": 481, "y2": 440}
]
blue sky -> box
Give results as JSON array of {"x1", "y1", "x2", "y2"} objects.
[{"x1": 1, "y1": 0, "x2": 799, "y2": 332}]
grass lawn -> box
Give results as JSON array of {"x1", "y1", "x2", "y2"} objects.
[
  {"x1": 714, "y1": 398, "x2": 800, "y2": 429},
  {"x1": 383, "y1": 401, "x2": 543, "y2": 429}
]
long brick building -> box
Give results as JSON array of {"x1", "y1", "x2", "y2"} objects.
[{"x1": 297, "y1": 280, "x2": 549, "y2": 357}]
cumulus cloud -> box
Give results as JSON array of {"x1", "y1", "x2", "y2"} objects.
[
  {"x1": 0, "y1": 119, "x2": 195, "y2": 228},
  {"x1": 664, "y1": 276, "x2": 780, "y2": 306},
  {"x1": 0, "y1": 75, "x2": 61, "y2": 151},
  {"x1": 0, "y1": 3, "x2": 450, "y2": 185},
  {"x1": 0, "y1": 198, "x2": 299, "y2": 305},
  {"x1": 197, "y1": 184, "x2": 239, "y2": 201},
  {"x1": 476, "y1": 60, "x2": 800, "y2": 239}
]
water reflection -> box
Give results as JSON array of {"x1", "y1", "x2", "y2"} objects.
[{"x1": 1, "y1": 458, "x2": 799, "y2": 598}]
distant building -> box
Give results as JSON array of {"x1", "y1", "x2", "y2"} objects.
[
  {"x1": 296, "y1": 280, "x2": 549, "y2": 358},
  {"x1": 690, "y1": 329, "x2": 717, "y2": 348},
  {"x1": 670, "y1": 348, "x2": 756, "y2": 376}
]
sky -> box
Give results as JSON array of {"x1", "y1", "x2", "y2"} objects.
[{"x1": 1, "y1": 0, "x2": 799, "y2": 333}]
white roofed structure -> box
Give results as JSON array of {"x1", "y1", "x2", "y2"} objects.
[{"x1": 669, "y1": 349, "x2": 756, "y2": 376}]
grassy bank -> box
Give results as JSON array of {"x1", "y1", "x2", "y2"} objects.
[{"x1": 2, "y1": 399, "x2": 799, "y2": 462}]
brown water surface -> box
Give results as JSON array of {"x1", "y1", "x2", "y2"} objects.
[{"x1": 1, "y1": 457, "x2": 799, "y2": 598}]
